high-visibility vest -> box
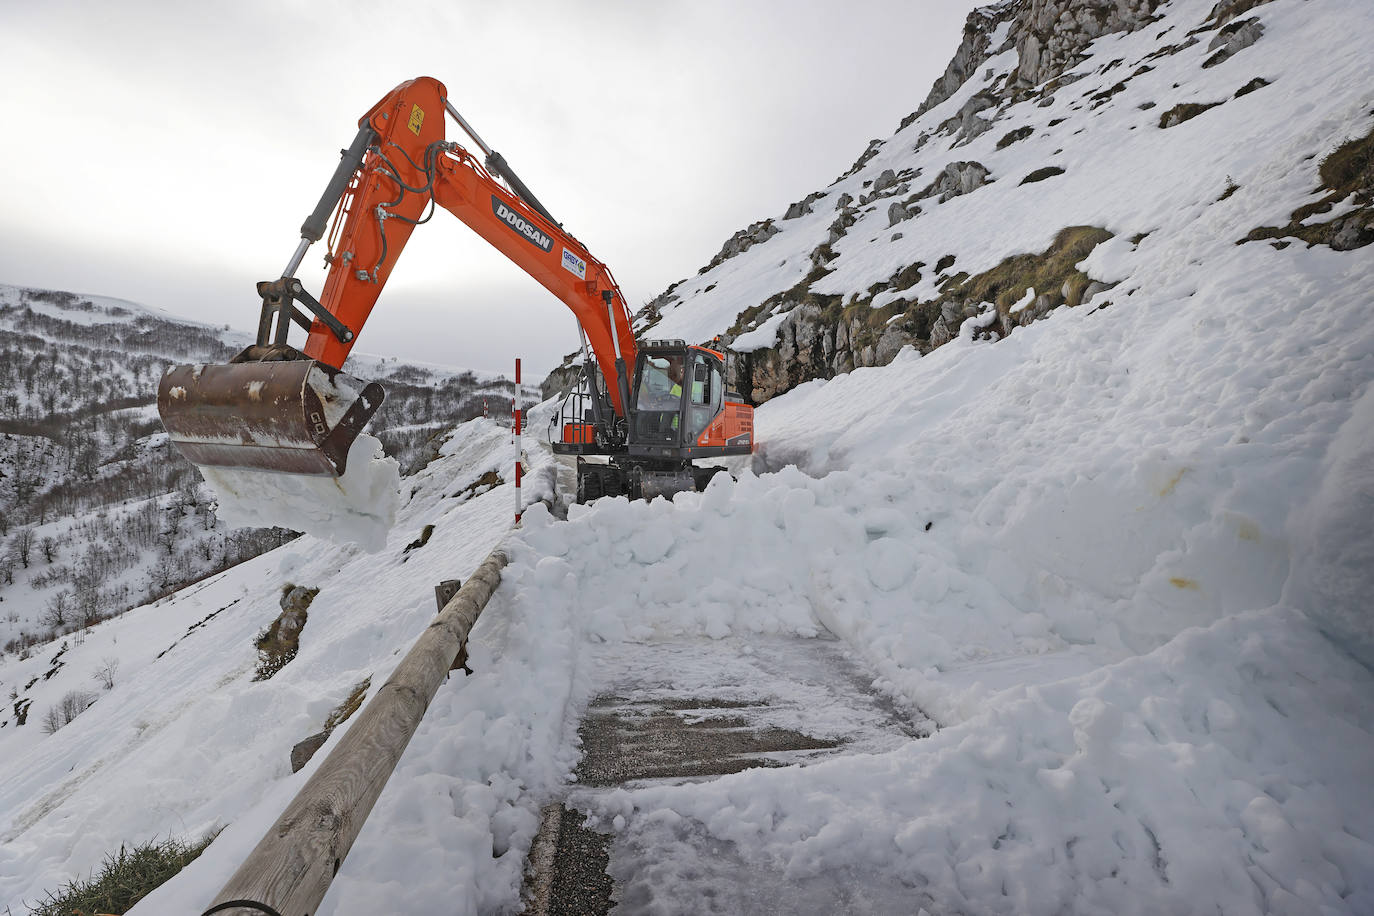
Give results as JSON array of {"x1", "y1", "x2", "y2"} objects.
[{"x1": 670, "y1": 382, "x2": 703, "y2": 400}]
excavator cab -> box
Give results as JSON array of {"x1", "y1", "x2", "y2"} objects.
[
  {"x1": 553, "y1": 340, "x2": 753, "y2": 502},
  {"x1": 625, "y1": 341, "x2": 735, "y2": 456},
  {"x1": 629, "y1": 352, "x2": 688, "y2": 446}
]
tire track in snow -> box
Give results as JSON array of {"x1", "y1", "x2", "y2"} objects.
[{"x1": 524, "y1": 631, "x2": 930, "y2": 914}]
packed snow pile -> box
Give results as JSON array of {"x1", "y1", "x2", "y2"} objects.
[
  {"x1": 2, "y1": 0, "x2": 1373, "y2": 914},
  {"x1": 202, "y1": 433, "x2": 401, "y2": 553}
]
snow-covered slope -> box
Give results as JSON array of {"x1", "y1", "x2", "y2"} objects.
[
  {"x1": 0, "y1": 283, "x2": 528, "y2": 659},
  {"x1": 2, "y1": 0, "x2": 1372, "y2": 913}
]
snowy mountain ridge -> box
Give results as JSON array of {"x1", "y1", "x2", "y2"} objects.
[
  {"x1": 3, "y1": 1, "x2": 1374, "y2": 913},
  {"x1": 0, "y1": 283, "x2": 525, "y2": 660}
]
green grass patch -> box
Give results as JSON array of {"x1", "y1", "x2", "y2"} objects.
[
  {"x1": 996, "y1": 126, "x2": 1033, "y2": 149},
  {"x1": 323, "y1": 677, "x2": 372, "y2": 733},
  {"x1": 940, "y1": 226, "x2": 1113, "y2": 314},
  {"x1": 1243, "y1": 124, "x2": 1374, "y2": 250},
  {"x1": 1320, "y1": 129, "x2": 1374, "y2": 195},
  {"x1": 1159, "y1": 101, "x2": 1224, "y2": 128},
  {"x1": 254, "y1": 585, "x2": 318, "y2": 681},
  {"x1": 26, "y1": 831, "x2": 220, "y2": 916},
  {"x1": 1020, "y1": 166, "x2": 1066, "y2": 185}
]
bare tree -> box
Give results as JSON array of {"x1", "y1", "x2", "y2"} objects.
[
  {"x1": 40, "y1": 536, "x2": 57, "y2": 564},
  {"x1": 72, "y1": 570, "x2": 100, "y2": 628},
  {"x1": 41, "y1": 590, "x2": 70, "y2": 631},
  {"x1": 10, "y1": 526, "x2": 34, "y2": 569},
  {"x1": 41, "y1": 690, "x2": 96, "y2": 734}
]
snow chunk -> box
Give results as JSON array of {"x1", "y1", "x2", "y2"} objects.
[
  {"x1": 201, "y1": 433, "x2": 400, "y2": 552},
  {"x1": 1076, "y1": 233, "x2": 1137, "y2": 284},
  {"x1": 732, "y1": 310, "x2": 788, "y2": 353},
  {"x1": 1009, "y1": 286, "x2": 1036, "y2": 315}
]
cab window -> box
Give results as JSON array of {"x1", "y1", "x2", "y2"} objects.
[{"x1": 687, "y1": 353, "x2": 723, "y2": 440}]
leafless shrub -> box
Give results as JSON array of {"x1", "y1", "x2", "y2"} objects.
[
  {"x1": 41, "y1": 689, "x2": 97, "y2": 734},
  {"x1": 92, "y1": 657, "x2": 119, "y2": 690}
]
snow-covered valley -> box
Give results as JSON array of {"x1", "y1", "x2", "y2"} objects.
[{"x1": 3, "y1": 0, "x2": 1373, "y2": 913}]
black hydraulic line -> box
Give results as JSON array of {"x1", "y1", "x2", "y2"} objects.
[
  {"x1": 376, "y1": 146, "x2": 434, "y2": 195},
  {"x1": 368, "y1": 142, "x2": 446, "y2": 277}
]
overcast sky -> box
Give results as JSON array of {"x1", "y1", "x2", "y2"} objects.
[{"x1": 0, "y1": 0, "x2": 979, "y2": 377}]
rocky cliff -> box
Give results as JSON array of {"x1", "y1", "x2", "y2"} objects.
[{"x1": 543, "y1": 0, "x2": 1369, "y2": 406}]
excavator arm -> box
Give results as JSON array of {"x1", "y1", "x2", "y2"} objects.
[
  {"x1": 303, "y1": 77, "x2": 636, "y2": 416},
  {"x1": 159, "y1": 77, "x2": 636, "y2": 477}
]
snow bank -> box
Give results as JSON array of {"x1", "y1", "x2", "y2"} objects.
[
  {"x1": 1282, "y1": 383, "x2": 1374, "y2": 669},
  {"x1": 201, "y1": 433, "x2": 400, "y2": 553}
]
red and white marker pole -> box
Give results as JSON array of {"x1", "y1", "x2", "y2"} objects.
[{"x1": 513, "y1": 358, "x2": 522, "y2": 524}]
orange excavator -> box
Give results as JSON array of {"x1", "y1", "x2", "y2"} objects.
[{"x1": 157, "y1": 77, "x2": 753, "y2": 503}]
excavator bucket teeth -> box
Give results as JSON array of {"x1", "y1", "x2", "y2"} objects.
[{"x1": 157, "y1": 359, "x2": 385, "y2": 477}]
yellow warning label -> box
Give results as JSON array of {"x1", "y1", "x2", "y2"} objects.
[{"x1": 407, "y1": 104, "x2": 425, "y2": 135}]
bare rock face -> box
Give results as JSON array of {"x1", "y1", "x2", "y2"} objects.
[
  {"x1": 937, "y1": 93, "x2": 1000, "y2": 147},
  {"x1": 1204, "y1": 0, "x2": 1276, "y2": 29},
  {"x1": 916, "y1": 161, "x2": 993, "y2": 204},
  {"x1": 1015, "y1": 0, "x2": 1166, "y2": 87},
  {"x1": 905, "y1": 0, "x2": 1170, "y2": 117},
  {"x1": 291, "y1": 731, "x2": 329, "y2": 773},
  {"x1": 827, "y1": 208, "x2": 859, "y2": 246},
  {"x1": 874, "y1": 325, "x2": 916, "y2": 365},
  {"x1": 1203, "y1": 17, "x2": 1264, "y2": 68},
  {"x1": 906, "y1": 1, "x2": 1021, "y2": 126},
  {"x1": 888, "y1": 201, "x2": 919, "y2": 227},
  {"x1": 701, "y1": 219, "x2": 781, "y2": 273},
  {"x1": 784, "y1": 191, "x2": 825, "y2": 220}
]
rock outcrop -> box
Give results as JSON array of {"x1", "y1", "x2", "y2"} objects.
[
  {"x1": 1202, "y1": 17, "x2": 1264, "y2": 68},
  {"x1": 904, "y1": 1, "x2": 1020, "y2": 127},
  {"x1": 731, "y1": 227, "x2": 1115, "y2": 404},
  {"x1": 1014, "y1": 0, "x2": 1166, "y2": 88},
  {"x1": 701, "y1": 219, "x2": 781, "y2": 274}
]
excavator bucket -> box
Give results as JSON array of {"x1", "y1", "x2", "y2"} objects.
[{"x1": 157, "y1": 355, "x2": 384, "y2": 477}]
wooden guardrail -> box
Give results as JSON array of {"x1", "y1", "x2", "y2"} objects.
[{"x1": 203, "y1": 545, "x2": 509, "y2": 916}]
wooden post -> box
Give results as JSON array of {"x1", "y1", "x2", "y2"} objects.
[{"x1": 202, "y1": 546, "x2": 509, "y2": 916}]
